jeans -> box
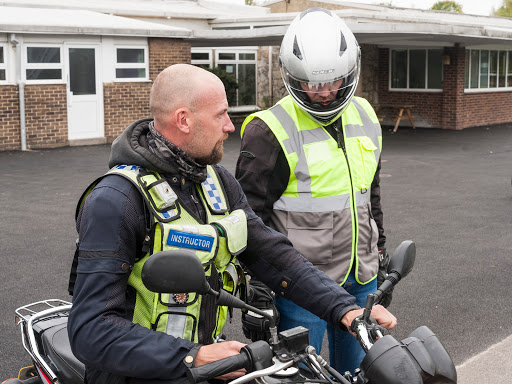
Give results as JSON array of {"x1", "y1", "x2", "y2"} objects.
[{"x1": 274, "y1": 272, "x2": 377, "y2": 375}]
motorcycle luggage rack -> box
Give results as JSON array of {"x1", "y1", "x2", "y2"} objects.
[
  {"x1": 15, "y1": 299, "x2": 72, "y2": 383},
  {"x1": 15, "y1": 299, "x2": 71, "y2": 323}
]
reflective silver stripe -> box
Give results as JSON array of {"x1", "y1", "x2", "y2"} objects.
[
  {"x1": 274, "y1": 189, "x2": 369, "y2": 212},
  {"x1": 166, "y1": 296, "x2": 187, "y2": 338},
  {"x1": 270, "y1": 103, "x2": 373, "y2": 212},
  {"x1": 274, "y1": 193, "x2": 351, "y2": 212},
  {"x1": 356, "y1": 189, "x2": 370, "y2": 206},
  {"x1": 270, "y1": 104, "x2": 330, "y2": 200},
  {"x1": 224, "y1": 263, "x2": 239, "y2": 287},
  {"x1": 346, "y1": 99, "x2": 381, "y2": 163}
]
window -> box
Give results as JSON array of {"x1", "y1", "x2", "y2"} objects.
[
  {"x1": 508, "y1": 52, "x2": 512, "y2": 87},
  {"x1": 25, "y1": 46, "x2": 63, "y2": 82},
  {"x1": 390, "y1": 48, "x2": 443, "y2": 90},
  {"x1": 115, "y1": 47, "x2": 148, "y2": 80},
  {"x1": 465, "y1": 49, "x2": 512, "y2": 90},
  {"x1": 191, "y1": 50, "x2": 213, "y2": 69},
  {"x1": 480, "y1": 51, "x2": 489, "y2": 88},
  {"x1": 217, "y1": 50, "x2": 256, "y2": 106},
  {"x1": 0, "y1": 45, "x2": 6, "y2": 81},
  {"x1": 191, "y1": 48, "x2": 258, "y2": 107}
]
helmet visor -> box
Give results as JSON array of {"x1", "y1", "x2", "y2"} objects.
[{"x1": 282, "y1": 63, "x2": 359, "y2": 116}]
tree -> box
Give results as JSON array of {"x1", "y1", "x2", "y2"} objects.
[
  {"x1": 431, "y1": 1, "x2": 462, "y2": 13},
  {"x1": 204, "y1": 67, "x2": 239, "y2": 106},
  {"x1": 492, "y1": 0, "x2": 512, "y2": 17}
]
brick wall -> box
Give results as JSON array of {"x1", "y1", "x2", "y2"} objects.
[
  {"x1": 0, "y1": 38, "x2": 191, "y2": 151},
  {"x1": 256, "y1": 46, "x2": 286, "y2": 109},
  {"x1": 104, "y1": 38, "x2": 191, "y2": 142},
  {"x1": 148, "y1": 38, "x2": 191, "y2": 81},
  {"x1": 461, "y1": 92, "x2": 512, "y2": 128},
  {"x1": 379, "y1": 48, "x2": 445, "y2": 129},
  {"x1": 441, "y1": 46, "x2": 463, "y2": 129},
  {"x1": 358, "y1": 44, "x2": 379, "y2": 108},
  {"x1": 24, "y1": 84, "x2": 68, "y2": 148},
  {"x1": 378, "y1": 47, "x2": 512, "y2": 130},
  {"x1": 0, "y1": 85, "x2": 21, "y2": 151},
  {"x1": 103, "y1": 82, "x2": 152, "y2": 142}
]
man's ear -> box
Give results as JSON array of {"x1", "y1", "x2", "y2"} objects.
[{"x1": 175, "y1": 107, "x2": 191, "y2": 134}]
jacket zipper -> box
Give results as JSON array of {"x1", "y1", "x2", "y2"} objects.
[
  {"x1": 198, "y1": 266, "x2": 220, "y2": 344},
  {"x1": 332, "y1": 121, "x2": 359, "y2": 266},
  {"x1": 189, "y1": 181, "x2": 206, "y2": 224}
]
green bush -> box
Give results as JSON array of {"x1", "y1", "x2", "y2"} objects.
[{"x1": 205, "y1": 67, "x2": 239, "y2": 106}]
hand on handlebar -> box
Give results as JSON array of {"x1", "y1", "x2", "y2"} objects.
[
  {"x1": 341, "y1": 304, "x2": 397, "y2": 334},
  {"x1": 242, "y1": 279, "x2": 280, "y2": 342},
  {"x1": 195, "y1": 341, "x2": 247, "y2": 380},
  {"x1": 369, "y1": 304, "x2": 397, "y2": 330}
]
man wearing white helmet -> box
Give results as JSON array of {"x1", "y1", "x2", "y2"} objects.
[{"x1": 236, "y1": 8, "x2": 390, "y2": 374}]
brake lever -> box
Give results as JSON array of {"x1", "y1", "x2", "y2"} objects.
[
  {"x1": 350, "y1": 317, "x2": 373, "y2": 353},
  {"x1": 350, "y1": 315, "x2": 387, "y2": 353},
  {"x1": 229, "y1": 358, "x2": 294, "y2": 384},
  {"x1": 369, "y1": 322, "x2": 388, "y2": 340}
]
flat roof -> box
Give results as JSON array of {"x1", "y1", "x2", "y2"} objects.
[
  {"x1": 1, "y1": 0, "x2": 512, "y2": 47},
  {"x1": 0, "y1": 6, "x2": 191, "y2": 37},
  {"x1": 0, "y1": 0, "x2": 270, "y2": 19},
  {"x1": 199, "y1": 6, "x2": 512, "y2": 47}
]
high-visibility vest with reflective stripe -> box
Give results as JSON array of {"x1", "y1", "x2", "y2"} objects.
[
  {"x1": 241, "y1": 95, "x2": 381, "y2": 285},
  {"x1": 78, "y1": 165, "x2": 247, "y2": 344}
]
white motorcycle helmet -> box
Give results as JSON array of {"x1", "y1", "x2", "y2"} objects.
[{"x1": 279, "y1": 8, "x2": 361, "y2": 124}]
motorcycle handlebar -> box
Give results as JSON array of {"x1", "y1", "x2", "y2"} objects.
[
  {"x1": 187, "y1": 350, "x2": 252, "y2": 384},
  {"x1": 186, "y1": 340, "x2": 274, "y2": 384}
]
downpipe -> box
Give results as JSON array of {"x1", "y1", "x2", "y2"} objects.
[{"x1": 10, "y1": 33, "x2": 27, "y2": 151}]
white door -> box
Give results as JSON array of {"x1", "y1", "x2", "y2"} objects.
[{"x1": 66, "y1": 45, "x2": 104, "y2": 140}]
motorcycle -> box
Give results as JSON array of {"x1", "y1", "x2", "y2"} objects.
[{"x1": 3, "y1": 240, "x2": 457, "y2": 384}]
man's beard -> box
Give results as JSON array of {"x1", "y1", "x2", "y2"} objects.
[{"x1": 195, "y1": 139, "x2": 225, "y2": 165}]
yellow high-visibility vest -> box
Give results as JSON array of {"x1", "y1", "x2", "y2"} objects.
[{"x1": 242, "y1": 95, "x2": 381, "y2": 285}]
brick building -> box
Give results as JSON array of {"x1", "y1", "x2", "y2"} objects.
[
  {"x1": 0, "y1": 1, "x2": 267, "y2": 151},
  {"x1": 1, "y1": 0, "x2": 512, "y2": 151},
  {"x1": 209, "y1": 0, "x2": 512, "y2": 131}
]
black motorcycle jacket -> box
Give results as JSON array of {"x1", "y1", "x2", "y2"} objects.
[{"x1": 68, "y1": 119, "x2": 359, "y2": 383}]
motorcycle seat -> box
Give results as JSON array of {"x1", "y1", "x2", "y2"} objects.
[{"x1": 41, "y1": 321, "x2": 85, "y2": 384}]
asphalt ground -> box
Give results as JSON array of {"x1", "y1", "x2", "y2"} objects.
[{"x1": 1, "y1": 124, "x2": 511, "y2": 382}]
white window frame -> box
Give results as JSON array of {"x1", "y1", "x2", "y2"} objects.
[
  {"x1": 24, "y1": 44, "x2": 64, "y2": 84},
  {"x1": 114, "y1": 45, "x2": 149, "y2": 82},
  {"x1": 215, "y1": 48, "x2": 258, "y2": 107},
  {"x1": 389, "y1": 48, "x2": 443, "y2": 92},
  {"x1": 190, "y1": 49, "x2": 213, "y2": 68},
  {"x1": 0, "y1": 44, "x2": 6, "y2": 84},
  {"x1": 465, "y1": 48, "x2": 512, "y2": 92},
  {"x1": 191, "y1": 47, "x2": 258, "y2": 107}
]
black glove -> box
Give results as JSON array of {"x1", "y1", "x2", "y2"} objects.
[
  {"x1": 376, "y1": 247, "x2": 394, "y2": 308},
  {"x1": 241, "y1": 279, "x2": 280, "y2": 342}
]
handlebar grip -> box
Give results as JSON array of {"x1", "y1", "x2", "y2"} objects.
[{"x1": 187, "y1": 350, "x2": 251, "y2": 384}]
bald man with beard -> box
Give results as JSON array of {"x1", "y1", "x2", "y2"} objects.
[{"x1": 68, "y1": 64, "x2": 396, "y2": 384}]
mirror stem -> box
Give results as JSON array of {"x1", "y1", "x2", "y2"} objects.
[
  {"x1": 362, "y1": 293, "x2": 376, "y2": 323},
  {"x1": 212, "y1": 288, "x2": 277, "y2": 340}
]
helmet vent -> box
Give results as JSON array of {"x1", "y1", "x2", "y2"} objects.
[
  {"x1": 300, "y1": 7, "x2": 332, "y2": 19},
  {"x1": 293, "y1": 36, "x2": 303, "y2": 60},
  {"x1": 339, "y1": 31, "x2": 347, "y2": 55}
]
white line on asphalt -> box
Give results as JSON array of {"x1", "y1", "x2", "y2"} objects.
[{"x1": 456, "y1": 333, "x2": 512, "y2": 383}]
